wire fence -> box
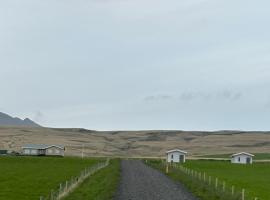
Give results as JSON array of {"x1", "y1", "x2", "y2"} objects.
[
  {"x1": 152, "y1": 161, "x2": 259, "y2": 200},
  {"x1": 39, "y1": 158, "x2": 110, "y2": 200}
]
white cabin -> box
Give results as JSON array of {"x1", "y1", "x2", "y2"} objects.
[
  {"x1": 22, "y1": 144, "x2": 65, "y2": 157},
  {"x1": 231, "y1": 152, "x2": 254, "y2": 164},
  {"x1": 166, "y1": 149, "x2": 187, "y2": 163}
]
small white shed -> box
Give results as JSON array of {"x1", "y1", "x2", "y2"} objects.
[
  {"x1": 166, "y1": 149, "x2": 187, "y2": 163},
  {"x1": 231, "y1": 152, "x2": 254, "y2": 164}
]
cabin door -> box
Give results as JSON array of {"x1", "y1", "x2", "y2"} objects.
[
  {"x1": 180, "y1": 155, "x2": 184, "y2": 162},
  {"x1": 246, "y1": 157, "x2": 251, "y2": 164}
]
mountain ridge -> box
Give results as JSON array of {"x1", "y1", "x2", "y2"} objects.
[{"x1": 0, "y1": 112, "x2": 41, "y2": 127}]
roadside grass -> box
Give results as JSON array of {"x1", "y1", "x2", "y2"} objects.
[
  {"x1": 0, "y1": 156, "x2": 100, "y2": 200},
  {"x1": 63, "y1": 159, "x2": 120, "y2": 200},
  {"x1": 196, "y1": 153, "x2": 270, "y2": 160},
  {"x1": 147, "y1": 159, "x2": 270, "y2": 200}
]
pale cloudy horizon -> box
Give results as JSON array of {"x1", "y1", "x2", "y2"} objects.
[{"x1": 1, "y1": 0, "x2": 270, "y2": 131}]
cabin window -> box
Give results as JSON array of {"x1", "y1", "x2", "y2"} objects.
[
  {"x1": 238, "y1": 157, "x2": 241, "y2": 162},
  {"x1": 31, "y1": 149, "x2": 37, "y2": 154},
  {"x1": 171, "y1": 154, "x2": 174, "y2": 159}
]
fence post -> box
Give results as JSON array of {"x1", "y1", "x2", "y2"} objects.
[
  {"x1": 65, "y1": 180, "x2": 68, "y2": 192},
  {"x1": 232, "y1": 185, "x2": 235, "y2": 196},
  {"x1": 60, "y1": 183, "x2": 63, "y2": 193},
  {"x1": 223, "y1": 181, "x2": 226, "y2": 192},
  {"x1": 50, "y1": 190, "x2": 54, "y2": 200},
  {"x1": 209, "y1": 176, "x2": 211, "y2": 185},
  {"x1": 242, "y1": 189, "x2": 245, "y2": 200},
  {"x1": 215, "y1": 178, "x2": 218, "y2": 189},
  {"x1": 203, "y1": 172, "x2": 206, "y2": 182},
  {"x1": 166, "y1": 164, "x2": 169, "y2": 174},
  {"x1": 40, "y1": 196, "x2": 43, "y2": 200}
]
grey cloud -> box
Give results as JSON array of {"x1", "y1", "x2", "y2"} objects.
[
  {"x1": 144, "y1": 95, "x2": 172, "y2": 101},
  {"x1": 145, "y1": 90, "x2": 243, "y2": 102}
]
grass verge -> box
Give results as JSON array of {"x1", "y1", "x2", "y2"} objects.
[{"x1": 63, "y1": 159, "x2": 120, "y2": 200}]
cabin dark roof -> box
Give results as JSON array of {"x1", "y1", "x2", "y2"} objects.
[{"x1": 22, "y1": 144, "x2": 65, "y2": 150}]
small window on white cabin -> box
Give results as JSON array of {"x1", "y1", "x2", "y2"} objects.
[
  {"x1": 31, "y1": 149, "x2": 37, "y2": 154},
  {"x1": 171, "y1": 154, "x2": 174, "y2": 159},
  {"x1": 238, "y1": 157, "x2": 241, "y2": 162}
]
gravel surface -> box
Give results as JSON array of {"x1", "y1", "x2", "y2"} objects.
[{"x1": 115, "y1": 160, "x2": 198, "y2": 200}]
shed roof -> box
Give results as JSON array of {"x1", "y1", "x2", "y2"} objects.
[
  {"x1": 231, "y1": 152, "x2": 254, "y2": 157},
  {"x1": 166, "y1": 149, "x2": 187, "y2": 154},
  {"x1": 22, "y1": 144, "x2": 65, "y2": 150}
]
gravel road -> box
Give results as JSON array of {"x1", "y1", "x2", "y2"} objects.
[{"x1": 115, "y1": 160, "x2": 198, "y2": 200}]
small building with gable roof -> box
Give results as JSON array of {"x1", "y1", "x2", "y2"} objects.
[
  {"x1": 166, "y1": 149, "x2": 187, "y2": 163},
  {"x1": 231, "y1": 152, "x2": 254, "y2": 164}
]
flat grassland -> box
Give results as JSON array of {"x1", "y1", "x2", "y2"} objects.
[
  {"x1": 64, "y1": 159, "x2": 120, "y2": 200},
  {"x1": 0, "y1": 156, "x2": 99, "y2": 200},
  {"x1": 184, "y1": 160, "x2": 270, "y2": 200}
]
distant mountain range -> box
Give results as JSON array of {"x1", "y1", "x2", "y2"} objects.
[{"x1": 0, "y1": 112, "x2": 41, "y2": 127}]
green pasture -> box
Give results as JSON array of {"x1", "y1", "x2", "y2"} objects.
[
  {"x1": 183, "y1": 160, "x2": 270, "y2": 199},
  {"x1": 0, "y1": 156, "x2": 100, "y2": 200}
]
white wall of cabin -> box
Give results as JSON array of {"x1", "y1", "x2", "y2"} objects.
[
  {"x1": 231, "y1": 154, "x2": 253, "y2": 164},
  {"x1": 167, "y1": 152, "x2": 186, "y2": 163}
]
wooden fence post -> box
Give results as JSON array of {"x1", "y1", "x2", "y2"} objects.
[
  {"x1": 209, "y1": 176, "x2": 211, "y2": 185},
  {"x1": 242, "y1": 189, "x2": 245, "y2": 200},
  {"x1": 50, "y1": 190, "x2": 54, "y2": 200},
  {"x1": 232, "y1": 185, "x2": 235, "y2": 196},
  {"x1": 215, "y1": 178, "x2": 218, "y2": 189},
  {"x1": 166, "y1": 164, "x2": 169, "y2": 174},
  {"x1": 223, "y1": 181, "x2": 226, "y2": 192},
  {"x1": 65, "y1": 181, "x2": 68, "y2": 192},
  {"x1": 203, "y1": 172, "x2": 206, "y2": 182}
]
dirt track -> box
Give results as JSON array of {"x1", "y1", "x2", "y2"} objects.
[{"x1": 115, "y1": 160, "x2": 198, "y2": 200}]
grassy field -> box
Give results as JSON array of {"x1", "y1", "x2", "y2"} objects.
[
  {"x1": 183, "y1": 160, "x2": 270, "y2": 199},
  {"x1": 197, "y1": 153, "x2": 270, "y2": 160},
  {"x1": 0, "y1": 156, "x2": 100, "y2": 200},
  {"x1": 64, "y1": 159, "x2": 120, "y2": 200}
]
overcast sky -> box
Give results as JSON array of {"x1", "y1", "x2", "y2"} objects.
[{"x1": 1, "y1": 0, "x2": 270, "y2": 130}]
